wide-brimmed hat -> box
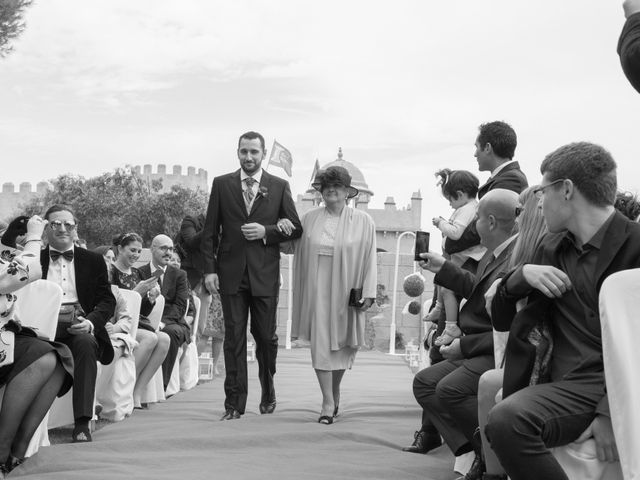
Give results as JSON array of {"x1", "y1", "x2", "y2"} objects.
[{"x1": 311, "y1": 166, "x2": 359, "y2": 198}]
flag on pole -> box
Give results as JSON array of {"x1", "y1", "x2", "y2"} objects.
[
  {"x1": 268, "y1": 140, "x2": 293, "y2": 177},
  {"x1": 309, "y1": 158, "x2": 320, "y2": 186}
]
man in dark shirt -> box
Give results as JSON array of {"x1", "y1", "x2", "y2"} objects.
[{"x1": 487, "y1": 142, "x2": 640, "y2": 480}]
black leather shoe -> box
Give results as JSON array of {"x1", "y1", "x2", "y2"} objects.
[
  {"x1": 259, "y1": 400, "x2": 276, "y2": 414},
  {"x1": 401, "y1": 430, "x2": 443, "y2": 454},
  {"x1": 454, "y1": 453, "x2": 485, "y2": 480},
  {"x1": 220, "y1": 408, "x2": 241, "y2": 421}
]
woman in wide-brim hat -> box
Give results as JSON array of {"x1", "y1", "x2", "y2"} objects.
[{"x1": 288, "y1": 165, "x2": 377, "y2": 424}]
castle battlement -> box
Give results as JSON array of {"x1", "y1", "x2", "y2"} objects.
[{"x1": 133, "y1": 164, "x2": 209, "y2": 193}]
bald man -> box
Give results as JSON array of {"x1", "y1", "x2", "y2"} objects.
[
  {"x1": 138, "y1": 234, "x2": 190, "y2": 390},
  {"x1": 413, "y1": 189, "x2": 520, "y2": 480}
]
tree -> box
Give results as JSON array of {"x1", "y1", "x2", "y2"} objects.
[
  {"x1": 22, "y1": 167, "x2": 209, "y2": 248},
  {"x1": 0, "y1": 0, "x2": 33, "y2": 57}
]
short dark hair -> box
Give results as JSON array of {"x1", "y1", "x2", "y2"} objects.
[
  {"x1": 614, "y1": 191, "x2": 640, "y2": 221},
  {"x1": 238, "y1": 131, "x2": 266, "y2": 151},
  {"x1": 477, "y1": 121, "x2": 517, "y2": 159},
  {"x1": 435, "y1": 168, "x2": 479, "y2": 200},
  {"x1": 44, "y1": 204, "x2": 76, "y2": 221},
  {"x1": 112, "y1": 232, "x2": 143, "y2": 248},
  {"x1": 540, "y1": 142, "x2": 617, "y2": 207}
]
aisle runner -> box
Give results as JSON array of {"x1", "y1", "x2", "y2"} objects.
[{"x1": 14, "y1": 350, "x2": 456, "y2": 480}]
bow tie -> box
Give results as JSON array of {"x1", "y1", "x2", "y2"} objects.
[{"x1": 50, "y1": 249, "x2": 74, "y2": 262}]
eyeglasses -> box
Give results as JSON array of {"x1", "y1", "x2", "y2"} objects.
[
  {"x1": 157, "y1": 246, "x2": 175, "y2": 253},
  {"x1": 49, "y1": 221, "x2": 77, "y2": 231},
  {"x1": 533, "y1": 179, "x2": 566, "y2": 199}
]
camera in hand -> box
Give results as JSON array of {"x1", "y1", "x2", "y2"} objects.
[{"x1": 414, "y1": 231, "x2": 430, "y2": 261}]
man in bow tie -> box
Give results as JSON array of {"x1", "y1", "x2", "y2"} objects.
[
  {"x1": 201, "y1": 131, "x2": 302, "y2": 420},
  {"x1": 40, "y1": 204, "x2": 115, "y2": 443}
]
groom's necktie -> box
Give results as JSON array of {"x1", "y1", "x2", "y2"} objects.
[{"x1": 243, "y1": 177, "x2": 257, "y2": 214}]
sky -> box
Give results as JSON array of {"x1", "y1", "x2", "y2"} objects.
[{"x1": 1, "y1": 0, "x2": 638, "y2": 242}]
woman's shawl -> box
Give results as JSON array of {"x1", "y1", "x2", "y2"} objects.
[{"x1": 291, "y1": 206, "x2": 377, "y2": 350}]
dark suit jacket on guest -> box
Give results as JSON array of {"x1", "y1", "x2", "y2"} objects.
[
  {"x1": 201, "y1": 169, "x2": 302, "y2": 296},
  {"x1": 41, "y1": 247, "x2": 116, "y2": 365},
  {"x1": 433, "y1": 241, "x2": 514, "y2": 359},
  {"x1": 476, "y1": 161, "x2": 529, "y2": 199},
  {"x1": 492, "y1": 212, "x2": 640, "y2": 414},
  {"x1": 138, "y1": 263, "x2": 189, "y2": 328},
  {"x1": 445, "y1": 162, "x2": 528, "y2": 255},
  {"x1": 177, "y1": 213, "x2": 206, "y2": 289}
]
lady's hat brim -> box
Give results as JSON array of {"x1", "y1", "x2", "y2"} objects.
[{"x1": 312, "y1": 183, "x2": 359, "y2": 199}]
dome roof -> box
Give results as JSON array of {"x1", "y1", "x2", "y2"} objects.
[{"x1": 307, "y1": 148, "x2": 374, "y2": 197}]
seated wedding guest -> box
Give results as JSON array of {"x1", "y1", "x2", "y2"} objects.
[
  {"x1": 0, "y1": 215, "x2": 73, "y2": 478},
  {"x1": 614, "y1": 190, "x2": 640, "y2": 221},
  {"x1": 477, "y1": 186, "x2": 547, "y2": 480},
  {"x1": 110, "y1": 233, "x2": 170, "y2": 405},
  {"x1": 199, "y1": 292, "x2": 225, "y2": 375},
  {"x1": 137, "y1": 235, "x2": 189, "y2": 390},
  {"x1": 619, "y1": 0, "x2": 640, "y2": 93},
  {"x1": 288, "y1": 166, "x2": 377, "y2": 425},
  {"x1": 168, "y1": 252, "x2": 196, "y2": 326},
  {"x1": 40, "y1": 205, "x2": 115, "y2": 443},
  {"x1": 486, "y1": 142, "x2": 640, "y2": 480},
  {"x1": 416, "y1": 189, "x2": 519, "y2": 480}
]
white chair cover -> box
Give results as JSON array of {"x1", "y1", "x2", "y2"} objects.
[
  {"x1": 95, "y1": 288, "x2": 141, "y2": 421},
  {"x1": 10, "y1": 280, "x2": 63, "y2": 456},
  {"x1": 599, "y1": 268, "x2": 640, "y2": 480},
  {"x1": 139, "y1": 296, "x2": 166, "y2": 404},
  {"x1": 179, "y1": 296, "x2": 201, "y2": 391}
]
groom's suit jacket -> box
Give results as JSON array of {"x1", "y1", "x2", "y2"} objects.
[
  {"x1": 201, "y1": 169, "x2": 302, "y2": 296},
  {"x1": 41, "y1": 246, "x2": 115, "y2": 365}
]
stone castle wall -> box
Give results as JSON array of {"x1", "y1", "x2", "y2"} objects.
[
  {"x1": 0, "y1": 164, "x2": 209, "y2": 221},
  {"x1": 133, "y1": 164, "x2": 209, "y2": 193}
]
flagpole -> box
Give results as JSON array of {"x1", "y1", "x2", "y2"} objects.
[{"x1": 264, "y1": 139, "x2": 277, "y2": 172}]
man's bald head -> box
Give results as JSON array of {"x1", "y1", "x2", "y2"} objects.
[
  {"x1": 476, "y1": 188, "x2": 519, "y2": 250},
  {"x1": 150, "y1": 234, "x2": 175, "y2": 267}
]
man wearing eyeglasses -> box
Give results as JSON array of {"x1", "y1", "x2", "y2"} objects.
[
  {"x1": 40, "y1": 204, "x2": 116, "y2": 443},
  {"x1": 487, "y1": 142, "x2": 640, "y2": 480},
  {"x1": 201, "y1": 131, "x2": 302, "y2": 421},
  {"x1": 138, "y1": 234, "x2": 190, "y2": 390}
]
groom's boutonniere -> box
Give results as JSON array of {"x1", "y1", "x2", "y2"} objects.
[{"x1": 258, "y1": 185, "x2": 269, "y2": 200}]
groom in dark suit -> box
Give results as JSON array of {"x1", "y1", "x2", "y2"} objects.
[
  {"x1": 41, "y1": 205, "x2": 115, "y2": 443},
  {"x1": 201, "y1": 131, "x2": 302, "y2": 420},
  {"x1": 137, "y1": 234, "x2": 190, "y2": 390}
]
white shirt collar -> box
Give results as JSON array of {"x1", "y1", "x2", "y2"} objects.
[
  {"x1": 149, "y1": 261, "x2": 166, "y2": 273},
  {"x1": 490, "y1": 159, "x2": 517, "y2": 178},
  {"x1": 493, "y1": 234, "x2": 517, "y2": 258},
  {"x1": 240, "y1": 168, "x2": 263, "y2": 184}
]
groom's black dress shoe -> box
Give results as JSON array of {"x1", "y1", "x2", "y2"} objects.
[
  {"x1": 220, "y1": 408, "x2": 241, "y2": 421},
  {"x1": 259, "y1": 401, "x2": 276, "y2": 414}
]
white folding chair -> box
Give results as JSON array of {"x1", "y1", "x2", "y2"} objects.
[
  {"x1": 179, "y1": 296, "x2": 201, "y2": 391},
  {"x1": 138, "y1": 296, "x2": 166, "y2": 404},
  {"x1": 95, "y1": 287, "x2": 141, "y2": 421},
  {"x1": 599, "y1": 268, "x2": 640, "y2": 480},
  {"x1": 7, "y1": 280, "x2": 63, "y2": 457}
]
